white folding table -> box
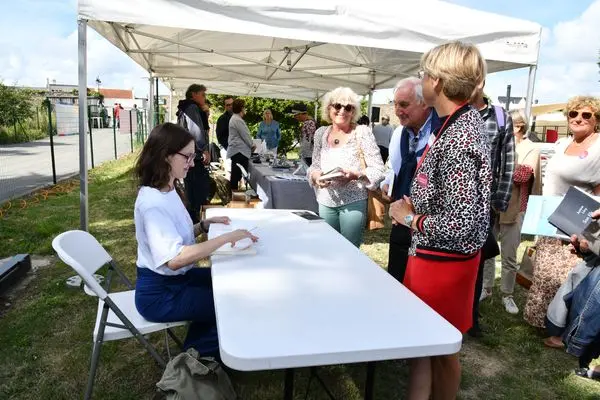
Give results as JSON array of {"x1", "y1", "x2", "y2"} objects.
[{"x1": 207, "y1": 208, "x2": 462, "y2": 399}]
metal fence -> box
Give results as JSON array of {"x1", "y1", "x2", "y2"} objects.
[{"x1": 0, "y1": 96, "x2": 149, "y2": 205}]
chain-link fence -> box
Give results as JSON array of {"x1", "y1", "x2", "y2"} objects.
[{"x1": 0, "y1": 96, "x2": 148, "y2": 204}]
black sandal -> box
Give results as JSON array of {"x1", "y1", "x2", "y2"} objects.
[{"x1": 574, "y1": 367, "x2": 600, "y2": 380}]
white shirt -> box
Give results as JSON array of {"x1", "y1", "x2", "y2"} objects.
[
  {"x1": 372, "y1": 123, "x2": 394, "y2": 148},
  {"x1": 380, "y1": 126, "x2": 403, "y2": 190},
  {"x1": 134, "y1": 186, "x2": 196, "y2": 276}
]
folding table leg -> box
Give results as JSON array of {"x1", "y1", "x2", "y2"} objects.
[
  {"x1": 284, "y1": 368, "x2": 295, "y2": 400},
  {"x1": 364, "y1": 362, "x2": 376, "y2": 400}
]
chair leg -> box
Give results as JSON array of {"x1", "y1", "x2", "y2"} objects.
[
  {"x1": 166, "y1": 328, "x2": 184, "y2": 350},
  {"x1": 84, "y1": 339, "x2": 103, "y2": 400}
]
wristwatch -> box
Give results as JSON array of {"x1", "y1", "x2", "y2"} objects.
[{"x1": 404, "y1": 213, "x2": 415, "y2": 228}]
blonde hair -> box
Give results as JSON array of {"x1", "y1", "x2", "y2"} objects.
[
  {"x1": 565, "y1": 96, "x2": 600, "y2": 123},
  {"x1": 420, "y1": 41, "x2": 487, "y2": 102},
  {"x1": 320, "y1": 87, "x2": 361, "y2": 123},
  {"x1": 263, "y1": 109, "x2": 273, "y2": 119},
  {"x1": 510, "y1": 109, "x2": 529, "y2": 135}
]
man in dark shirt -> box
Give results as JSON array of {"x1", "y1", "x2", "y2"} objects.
[{"x1": 216, "y1": 97, "x2": 233, "y2": 150}]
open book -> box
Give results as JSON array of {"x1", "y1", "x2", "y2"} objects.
[{"x1": 522, "y1": 188, "x2": 600, "y2": 240}]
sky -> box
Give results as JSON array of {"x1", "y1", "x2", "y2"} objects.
[{"x1": 0, "y1": 0, "x2": 599, "y2": 106}]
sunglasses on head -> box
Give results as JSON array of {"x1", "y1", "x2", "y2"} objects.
[
  {"x1": 331, "y1": 103, "x2": 354, "y2": 112},
  {"x1": 568, "y1": 110, "x2": 593, "y2": 120}
]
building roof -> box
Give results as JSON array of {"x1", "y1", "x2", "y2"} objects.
[{"x1": 98, "y1": 88, "x2": 133, "y2": 99}]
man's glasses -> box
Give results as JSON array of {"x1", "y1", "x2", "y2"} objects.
[
  {"x1": 331, "y1": 103, "x2": 354, "y2": 112},
  {"x1": 568, "y1": 110, "x2": 593, "y2": 120},
  {"x1": 177, "y1": 152, "x2": 196, "y2": 164}
]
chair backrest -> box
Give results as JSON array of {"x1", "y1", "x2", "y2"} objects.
[
  {"x1": 236, "y1": 163, "x2": 249, "y2": 179},
  {"x1": 52, "y1": 230, "x2": 112, "y2": 299}
]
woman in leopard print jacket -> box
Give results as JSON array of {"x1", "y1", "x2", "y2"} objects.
[{"x1": 390, "y1": 42, "x2": 492, "y2": 400}]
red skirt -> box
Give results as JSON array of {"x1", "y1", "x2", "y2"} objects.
[{"x1": 404, "y1": 250, "x2": 480, "y2": 333}]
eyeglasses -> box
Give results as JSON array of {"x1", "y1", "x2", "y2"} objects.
[
  {"x1": 331, "y1": 103, "x2": 354, "y2": 112},
  {"x1": 177, "y1": 152, "x2": 196, "y2": 164},
  {"x1": 394, "y1": 101, "x2": 411, "y2": 109},
  {"x1": 568, "y1": 110, "x2": 593, "y2": 120}
]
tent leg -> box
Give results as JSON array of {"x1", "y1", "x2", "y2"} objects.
[
  {"x1": 314, "y1": 91, "x2": 319, "y2": 119},
  {"x1": 148, "y1": 75, "x2": 154, "y2": 131},
  {"x1": 78, "y1": 19, "x2": 89, "y2": 232},
  {"x1": 367, "y1": 91, "x2": 373, "y2": 120},
  {"x1": 524, "y1": 65, "x2": 537, "y2": 123}
]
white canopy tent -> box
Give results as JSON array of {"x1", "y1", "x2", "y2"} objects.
[{"x1": 76, "y1": 0, "x2": 541, "y2": 230}]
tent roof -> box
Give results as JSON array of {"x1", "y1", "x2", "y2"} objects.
[{"x1": 79, "y1": 0, "x2": 541, "y2": 100}]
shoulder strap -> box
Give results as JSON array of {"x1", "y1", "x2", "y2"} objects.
[{"x1": 494, "y1": 105, "x2": 505, "y2": 131}]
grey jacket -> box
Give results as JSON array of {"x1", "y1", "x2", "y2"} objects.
[{"x1": 227, "y1": 113, "x2": 253, "y2": 159}]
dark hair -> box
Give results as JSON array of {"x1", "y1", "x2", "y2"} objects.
[
  {"x1": 357, "y1": 115, "x2": 370, "y2": 125},
  {"x1": 224, "y1": 97, "x2": 233, "y2": 104},
  {"x1": 232, "y1": 99, "x2": 245, "y2": 114},
  {"x1": 135, "y1": 123, "x2": 194, "y2": 196},
  {"x1": 185, "y1": 84, "x2": 206, "y2": 100}
]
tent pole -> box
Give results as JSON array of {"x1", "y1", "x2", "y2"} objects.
[
  {"x1": 314, "y1": 91, "x2": 319, "y2": 119},
  {"x1": 148, "y1": 75, "x2": 154, "y2": 130},
  {"x1": 155, "y1": 77, "x2": 159, "y2": 125},
  {"x1": 367, "y1": 92, "x2": 373, "y2": 120},
  {"x1": 169, "y1": 86, "x2": 174, "y2": 122},
  {"x1": 524, "y1": 65, "x2": 537, "y2": 123},
  {"x1": 77, "y1": 19, "x2": 89, "y2": 231}
]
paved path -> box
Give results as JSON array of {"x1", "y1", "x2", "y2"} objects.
[{"x1": 0, "y1": 129, "x2": 134, "y2": 203}]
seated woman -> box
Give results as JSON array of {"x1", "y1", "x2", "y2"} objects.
[
  {"x1": 307, "y1": 87, "x2": 385, "y2": 247},
  {"x1": 133, "y1": 122, "x2": 258, "y2": 357}
]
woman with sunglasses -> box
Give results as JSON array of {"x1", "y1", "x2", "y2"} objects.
[
  {"x1": 307, "y1": 87, "x2": 385, "y2": 247},
  {"x1": 524, "y1": 96, "x2": 600, "y2": 345},
  {"x1": 134, "y1": 123, "x2": 258, "y2": 357}
]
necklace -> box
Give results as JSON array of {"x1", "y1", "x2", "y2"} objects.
[{"x1": 334, "y1": 139, "x2": 340, "y2": 145}]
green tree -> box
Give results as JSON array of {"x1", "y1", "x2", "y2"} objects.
[
  {"x1": 207, "y1": 94, "x2": 317, "y2": 156},
  {"x1": 0, "y1": 82, "x2": 35, "y2": 128}
]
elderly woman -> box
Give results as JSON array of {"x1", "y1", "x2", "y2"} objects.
[
  {"x1": 524, "y1": 95, "x2": 600, "y2": 346},
  {"x1": 481, "y1": 109, "x2": 542, "y2": 315},
  {"x1": 257, "y1": 109, "x2": 281, "y2": 154},
  {"x1": 307, "y1": 87, "x2": 385, "y2": 247},
  {"x1": 390, "y1": 42, "x2": 491, "y2": 399},
  {"x1": 227, "y1": 99, "x2": 255, "y2": 193}
]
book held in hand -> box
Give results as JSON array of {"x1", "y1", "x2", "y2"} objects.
[
  {"x1": 291, "y1": 211, "x2": 324, "y2": 222},
  {"x1": 548, "y1": 186, "x2": 600, "y2": 237},
  {"x1": 318, "y1": 167, "x2": 344, "y2": 182}
]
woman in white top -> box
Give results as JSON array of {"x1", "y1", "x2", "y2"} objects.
[
  {"x1": 523, "y1": 96, "x2": 600, "y2": 346},
  {"x1": 134, "y1": 123, "x2": 257, "y2": 357},
  {"x1": 307, "y1": 87, "x2": 385, "y2": 247}
]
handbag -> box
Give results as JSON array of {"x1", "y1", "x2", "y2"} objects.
[{"x1": 356, "y1": 129, "x2": 386, "y2": 230}]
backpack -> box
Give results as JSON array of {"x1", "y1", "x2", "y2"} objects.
[
  {"x1": 493, "y1": 105, "x2": 506, "y2": 132},
  {"x1": 156, "y1": 348, "x2": 237, "y2": 400}
]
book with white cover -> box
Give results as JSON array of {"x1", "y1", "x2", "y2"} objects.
[{"x1": 209, "y1": 223, "x2": 258, "y2": 256}]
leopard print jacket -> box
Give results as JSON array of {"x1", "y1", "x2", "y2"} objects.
[{"x1": 410, "y1": 106, "x2": 493, "y2": 256}]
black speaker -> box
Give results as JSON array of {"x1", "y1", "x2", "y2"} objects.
[{"x1": 371, "y1": 106, "x2": 381, "y2": 122}]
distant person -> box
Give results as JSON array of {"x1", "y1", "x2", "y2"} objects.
[
  {"x1": 216, "y1": 97, "x2": 233, "y2": 150},
  {"x1": 372, "y1": 115, "x2": 394, "y2": 163},
  {"x1": 176, "y1": 83, "x2": 211, "y2": 223},
  {"x1": 113, "y1": 103, "x2": 121, "y2": 128},
  {"x1": 291, "y1": 103, "x2": 317, "y2": 166},
  {"x1": 257, "y1": 109, "x2": 281, "y2": 154},
  {"x1": 227, "y1": 99, "x2": 255, "y2": 193},
  {"x1": 357, "y1": 115, "x2": 370, "y2": 126}
]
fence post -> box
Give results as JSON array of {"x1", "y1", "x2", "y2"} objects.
[
  {"x1": 129, "y1": 109, "x2": 134, "y2": 152},
  {"x1": 113, "y1": 107, "x2": 117, "y2": 160},
  {"x1": 46, "y1": 99, "x2": 57, "y2": 185},
  {"x1": 88, "y1": 104, "x2": 95, "y2": 169}
]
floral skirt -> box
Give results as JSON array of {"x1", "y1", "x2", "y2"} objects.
[{"x1": 523, "y1": 237, "x2": 580, "y2": 329}]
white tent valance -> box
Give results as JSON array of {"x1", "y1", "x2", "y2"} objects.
[{"x1": 80, "y1": 0, "x2": 541, "y2": 99}]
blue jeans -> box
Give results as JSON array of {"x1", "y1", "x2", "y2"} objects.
[
  {"x1": 135, "y1": 267, "x2": 218, "y2": 357},
  {"x1": 318, "y1": 199, "x2": 367, "y2": 247}
]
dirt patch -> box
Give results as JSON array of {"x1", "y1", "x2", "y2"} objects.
[
  {"x1": 0, "y1": 255, "x2": 55, "y2": 317},
  {"x1": 462, "y1": 341, "x2": 507, "y2": 378}
]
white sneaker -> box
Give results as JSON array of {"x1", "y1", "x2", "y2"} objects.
[
  {"x1": 479, "y1": 288, "x2": 492, "y2": 302},
  {"x1": 502, "y1": 296, "x2": 519, "y2": 314}
]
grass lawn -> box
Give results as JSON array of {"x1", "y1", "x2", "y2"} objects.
[{"x1": 0, "y1": 154, "x2": 599, "y2": 399}]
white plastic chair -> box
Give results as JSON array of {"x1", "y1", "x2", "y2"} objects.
[{"x1": 52, "y1": 230, "x2": 187, "y2": 400}]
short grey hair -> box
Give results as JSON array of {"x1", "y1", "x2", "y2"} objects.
[
  {"x1": 510, "y1": 109, "x2": 529, "y2": 134},
  {"x1": 393, "y1": 77, "x2": 425, "y2": 104},
  {"x1": 320, "y1": 87, "x2": 361, "y2": 123}
]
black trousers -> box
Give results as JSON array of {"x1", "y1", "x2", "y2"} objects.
[
  {"x1": 387, "y1": 224, "x2": 412, "y2": 283},
  {"x1": 472, "y1": 218, "x2": 500, "y2": 330},
  {"x1": 184, "y1": 163, "x2": 210, "y2": 224},
  {"x1": 230, "y1": 152, "x2": 249, "y2": 192},
  {"x1": 378, "y1": 145, "x2": 389, "y2": 164}
]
